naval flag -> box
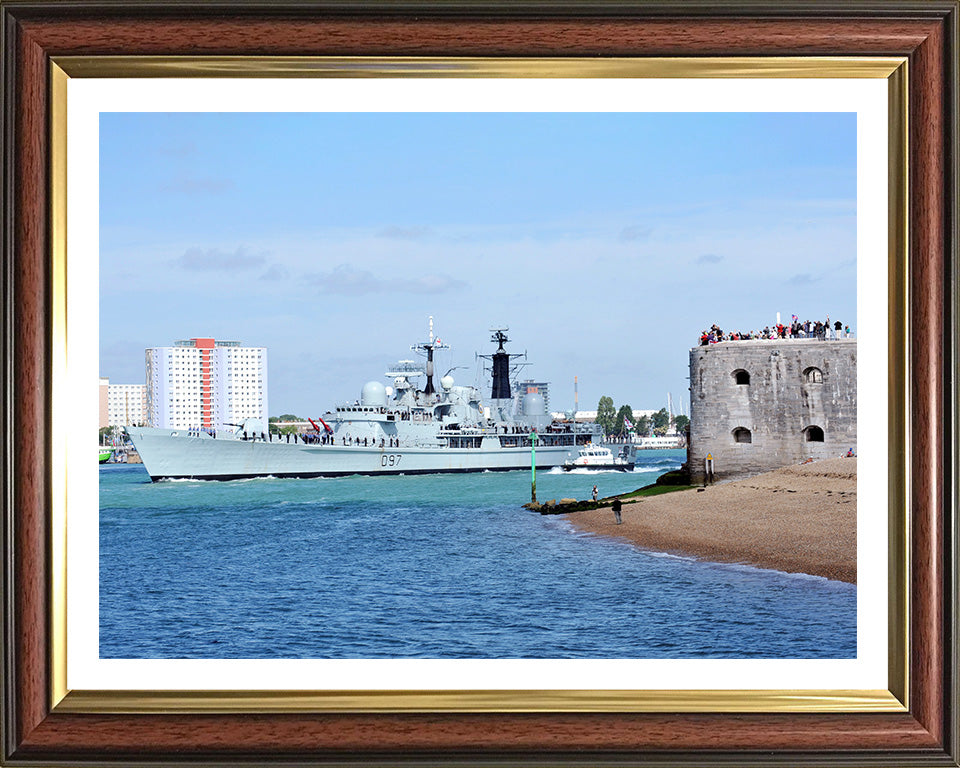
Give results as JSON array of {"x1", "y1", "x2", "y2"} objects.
[{"x1": 623, "y1": 416, "x2": 634, "y2": 431}]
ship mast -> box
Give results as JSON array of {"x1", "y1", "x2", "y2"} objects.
[
  {"x1": 477, "y1": 327, "x2": 528, "y2": 401},
  {"x1": 411, "y1": 315, "x2": 449, "y2": 396},
  {"x1": 475, "y1": 327, "x2": 515, "y2": 402}
]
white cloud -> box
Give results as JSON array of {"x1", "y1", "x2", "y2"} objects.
[
  {"x1": 376, "y1": 225, "x2": 432, "y2": 240},
  {"x1": 305, "y1": 264, "x2": 467, "y2": 296},
  {"x1": 696, "y1": 253, "x2": 725, "y2": 265},
  {"x1": 160, "y1": 177, "x2": 234, "y2": 194},
  {"x1": 619, "y1": 225, "x2": 652, "y2": 242},
  {"x1": 174, "y1": 247, "x2": 265, "y2": 271}
]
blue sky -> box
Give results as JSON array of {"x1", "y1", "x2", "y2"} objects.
[{"x1": 100, "y1": 112, "x2": 856, "y2": 417}]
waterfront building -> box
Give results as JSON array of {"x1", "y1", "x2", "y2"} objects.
[
  {"x1": 551, "y1": 410, "x2": 595, "y2": 422},
  {"x1": 548, "y1": 408, "x2": 660, "y2": 424},
  {"x1": 107, "y1": 383, "x2": 148, "y2": 427},
  {"x1": 145, "y1": 338, "x2": 268, "y2": 430},
  {"x1": 550, "y1": 408, "x2": 657, "y2": 432},
  {"x1": 98, "y1": 377, "x2": 110, "y2": 428},
  {"x1": 688, "y1": 339, "x2": 856, "y2": 482}
]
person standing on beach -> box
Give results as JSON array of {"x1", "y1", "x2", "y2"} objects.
[
  {"x1": 612, "y1": 498, "x2": 622, "y2": 524},
  {"x1": 592, "y1": 485, "x2": 598, "y2": 502}
]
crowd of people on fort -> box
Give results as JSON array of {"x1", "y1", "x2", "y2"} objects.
[{"x1": 699, "y1": 316, "x2": 853, "y2": 346}]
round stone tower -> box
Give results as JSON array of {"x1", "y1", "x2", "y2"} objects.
[{"x1": 688, "y1": 339, "x2": 857, "y2": 483}]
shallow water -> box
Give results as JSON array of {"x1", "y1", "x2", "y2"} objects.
[{"x1": 100, "y1": 450, "x2": 856, "y2": 659}]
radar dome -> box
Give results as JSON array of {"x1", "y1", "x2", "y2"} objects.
[
  {"x1": 440, "y1": 375, "x2": 455, "y2": 390},
  {"x1": 361, "y1": 380, "x2": 387, "y2": 407},
  {"x1": 521, "y1": 392, "x2": 546, "y2": 417}
]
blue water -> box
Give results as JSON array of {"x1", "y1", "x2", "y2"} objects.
[{"x1": 100, "y1": 450, "x2": 856, "y2": 659}]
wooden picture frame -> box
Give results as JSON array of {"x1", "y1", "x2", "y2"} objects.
[{"x1": 2, "y1": 2, "x2": 957, "y2": 765}]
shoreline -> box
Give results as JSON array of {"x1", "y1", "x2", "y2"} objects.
[{"x1": 563, "y1": 458, "x2": 857, "y2": 584}]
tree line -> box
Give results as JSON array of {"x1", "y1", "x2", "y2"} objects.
[
  {"x1": 594, "y1": 397, "x2": 689, "y2": 438},
  {"x1": 268, "y1": 414, "x2": 303, "y2": 435}
]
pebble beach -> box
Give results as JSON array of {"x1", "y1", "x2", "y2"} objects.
[{"x1": 566, "y1": 458, "x2": 857, "y2": 584}]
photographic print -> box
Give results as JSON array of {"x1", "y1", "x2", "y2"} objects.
[
  {"x1": 99, "y1": 107, "x2": 859, "y2": 662},
  {"x1": 4, "y1": 2, "x2": 957, "y2": 764}
]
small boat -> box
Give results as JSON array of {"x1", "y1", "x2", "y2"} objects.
[
  {"x1": 98, "y1": 447, "x2": 113, "y2": 464},
  {"x1": 562, "y1": 445, "x2": 635, "y2": 472}
]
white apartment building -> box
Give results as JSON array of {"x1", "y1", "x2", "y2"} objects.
[
  {"x1": 145, "y1": 338, "x2": 268, "y2": 430},
  {"x1": 99, "y1": 377, "x2": 110, "y2": 428},
  {"x1": 106, "y1": 383, "x2": 148, "y2": 427}
]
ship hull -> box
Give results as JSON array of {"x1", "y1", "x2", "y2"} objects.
[
  {"x1": 562, "y1": 463, "x2": 634, "y2": 472},
  {"x1": 125, "y1": 427, "x2": 579, "y2": 481}
]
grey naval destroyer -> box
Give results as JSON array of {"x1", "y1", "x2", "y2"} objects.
[{"x1": 125, "y1": 325, "x2": 603, "y2": 481}]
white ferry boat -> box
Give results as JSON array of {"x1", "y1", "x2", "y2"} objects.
[{"x1": 562, "y1": 445, "x2": 635, "y2": 472}]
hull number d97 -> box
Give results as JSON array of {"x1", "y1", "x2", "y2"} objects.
[{"x1": 381, "y1": 454, "x2": 402, "y2": 467}]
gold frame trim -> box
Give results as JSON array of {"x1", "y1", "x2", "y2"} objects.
[
  {"x1": 57, "y1": 688, "x2": 904, "y2": 715},
  {"x1": 50, "y1": 61, "x2": 69, "y2": 709},
  {"x1": 50, "y1": 55, "x2": 910, "y2": 715},
  {"x1": 53, "y1": 55, "x2": 905, "y2": 79},
  {"x1": 885, "y1": 59, "x2": 910, "y2": 709}
]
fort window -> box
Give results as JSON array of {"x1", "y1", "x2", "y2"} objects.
[
  {"x1": 732, "y1": 427, "x2": 752, "y2": 444},
  {"x1": 732, "y1": 369, "x2": 750, "y2": 385},
  {"x1": 804, "y1": 425, "x2": 825, "y2": 442},
  {"x1": 803, "y1": 366, "x2": 823, "y2": 384}
]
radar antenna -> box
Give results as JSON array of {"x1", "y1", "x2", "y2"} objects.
[{"x1": 491, "y1": 327, "x2": 509, "y2": 352}]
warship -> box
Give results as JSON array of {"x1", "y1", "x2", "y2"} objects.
[{"x1": 125, "y1": 324, "x2": 602, "y2": 481}]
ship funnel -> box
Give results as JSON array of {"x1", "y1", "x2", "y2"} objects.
[
  {"x1": 489, "y1": 328, "x2": 511, "y2": 400},
  {"x1": 491, "y1": 350, "x2": 511, "y2": 399}
]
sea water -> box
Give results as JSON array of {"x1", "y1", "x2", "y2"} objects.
[{"x1": 99, "y1": 450, "x2": 856, "y2": 659}]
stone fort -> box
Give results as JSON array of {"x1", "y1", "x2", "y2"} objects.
[{"x1": 688, "y1": 339, "x2": 857, "y2": 483}]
